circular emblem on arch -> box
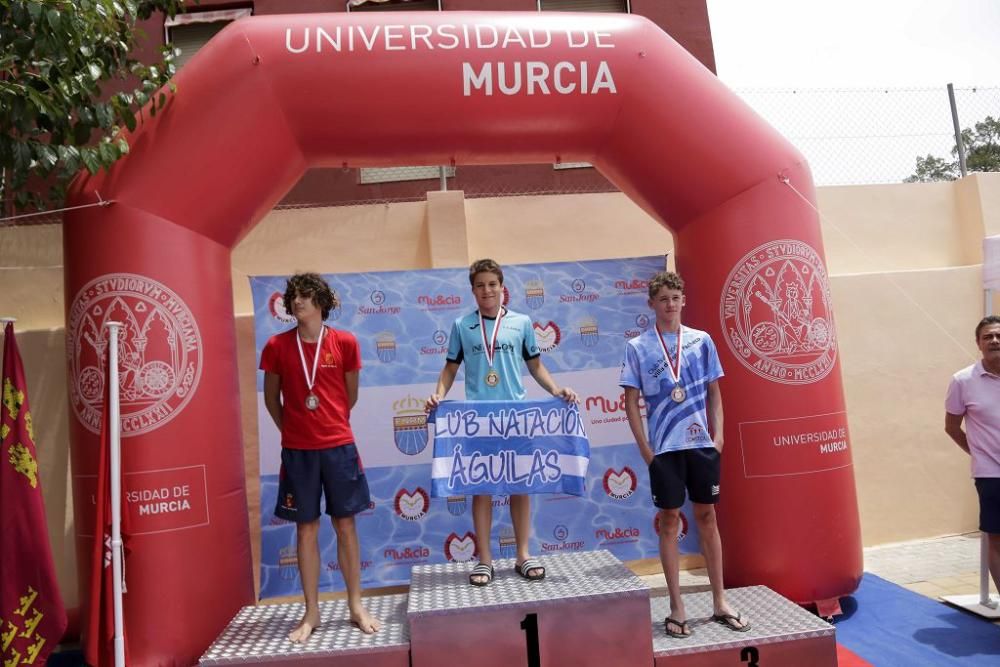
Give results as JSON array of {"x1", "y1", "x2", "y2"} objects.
[
  {"x1": 720, "y1": 239, "x2": 836, "y2": 385},
  {"x1": 67, "y1": 273, "x2": 203, "y2": 436}
]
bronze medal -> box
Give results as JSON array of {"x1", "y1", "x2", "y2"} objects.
[{"x1": 485, "y1": 368, "x2": 500, "y2": 387}]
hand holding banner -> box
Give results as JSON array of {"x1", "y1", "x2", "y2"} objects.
[{"x1": 430, "y1": 398, "x2": 590, "y2": 498}]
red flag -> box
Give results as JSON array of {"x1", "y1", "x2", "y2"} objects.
[
  {"x1": 0, "y1": 322, "x2": 68, "y2": 665},
  {"x1": 81, "y1": 344, "x2": 128, "y2": 666}
]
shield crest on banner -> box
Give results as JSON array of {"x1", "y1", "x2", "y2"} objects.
[
  {"x1": 446, "y1": 495, "x2": 467, "y2": 516},
  {"x1": 393, "y1": 413, "x2": 428, "y2": 455},
  {"x1": 524, "y1": 279, "x2": 545, "y2": 309},
  {"x1": 376, "y1": 332, "x2": 396, "y2": 363}
]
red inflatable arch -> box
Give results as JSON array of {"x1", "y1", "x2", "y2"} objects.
[{"x1": 65, "y1": 12, "x2": 861, "y2": 664}]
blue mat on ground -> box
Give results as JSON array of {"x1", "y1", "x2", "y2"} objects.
[{"x1": 835, "y1": 573, "x2": 1000, "y2": 665}]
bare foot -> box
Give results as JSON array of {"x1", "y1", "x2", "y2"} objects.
[
  {"x1": 350, "y1": 605, "x2": 382, "y2": 634},
  {"x1": 288, "y1": 609, "x2": 320, "y2": 643}
]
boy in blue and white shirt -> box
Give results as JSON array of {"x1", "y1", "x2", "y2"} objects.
[
  {"x1": 620, "y1": 271, "x2": 750, "y2": 638},
  {"x1": 425, "y1": 259, "x2": 577, "y2": 586}
]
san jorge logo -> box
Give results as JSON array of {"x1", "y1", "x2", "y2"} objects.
[
  {"x1": 67, "y1": 273, "x2": 203, "y2": 437},
  {"x1": 720, "y1": 239, "x2": 836, "y2": 385}
]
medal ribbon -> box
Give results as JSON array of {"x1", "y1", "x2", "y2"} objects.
[
  {"x1": 655, "y1": 325, "x2": 683, "y2": 386},
  {"x1": 479, "y1": 307, "x2": 505, "y2": 369},
  {"x1": 296, "y1": 326, "x2": 325, "y2": 394}
]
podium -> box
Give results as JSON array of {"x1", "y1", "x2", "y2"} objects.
[
  {"x1": 200, "y1": 551, "x2": 837, "y2": 666},
  {"x1": 198, "y1": 593, "x2": 409, "y2": 666},
  {"x1": 651, "y1": 586, "x2": 837, "y2": 667},
  {"x1": 407, "y1": 550, "x2": 653, "y2": 667}
]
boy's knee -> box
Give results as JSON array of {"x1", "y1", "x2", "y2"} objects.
[
  {"x1": 658, "y1": 509, "x2": 682, "y2": 535},
  {"x1": 693, "y1": 505, "x2": 717, "y2": 526},
  {"x1": 331, "y1": 515, "x2": 357, "y2": 538}
]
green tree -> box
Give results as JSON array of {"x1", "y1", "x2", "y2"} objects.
[
  {"x1": 905, "y1": 116, "x2": 1000, "y2": 183},
  {"x1": 0, "y1": 0, "x2": 188, "y2": 215}
]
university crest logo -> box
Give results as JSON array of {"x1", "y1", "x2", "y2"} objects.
[
  {"x1": 67, "y1": 273, "x2": 202, "y2": 437},
  {"x1": 720, "y1": 239, "x2": 836, "y2": 385}
]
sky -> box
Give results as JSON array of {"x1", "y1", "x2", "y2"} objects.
[
  {"x1": 704, "y1": 0, "x2": 1000, "y2": 185},
  {"x1": 706, "y1": 0, "x2": 1000, "y2": 89}
]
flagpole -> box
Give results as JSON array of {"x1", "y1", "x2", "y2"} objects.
[{"x1": 105, "y1": 322, "x2": 126, "y2": 667}]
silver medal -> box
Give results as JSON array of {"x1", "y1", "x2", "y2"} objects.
[{"x1": 305, "y1": 392, "x2": 320, "y2": 411}]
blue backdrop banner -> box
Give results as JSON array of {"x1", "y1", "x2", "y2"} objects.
[
  {"x1": 430, "y1": 399, "x2": 590, "y2": 498},
  {"x1": 250, "y1": 255, "x2": 705, "y2": 599}
]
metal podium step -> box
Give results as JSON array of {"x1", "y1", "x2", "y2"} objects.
[
  {"x1": 651, "y1": 586, "x2": 837, "y2": 667},
  {"x1": 407, "y1": 549, "x2": 654, "y2": 667},
  {"x1": 198, "y1": 593, "x2": 409, "y2": 666}
]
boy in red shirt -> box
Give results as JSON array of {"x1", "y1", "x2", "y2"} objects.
[{"x1": 260, "y1": 273, "x2": 380, "y2": 641}]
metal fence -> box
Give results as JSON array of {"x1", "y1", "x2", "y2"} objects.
[
  {"x1": 5, "y1": 85, "x2": 998, "y2": 227},
  {"x1": 733, "y1": 85, "x2": 1000, "y2": 186}
]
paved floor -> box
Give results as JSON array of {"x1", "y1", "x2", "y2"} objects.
[{"x1": 640, "y1": 531, "x2": 998, "y2": 618}]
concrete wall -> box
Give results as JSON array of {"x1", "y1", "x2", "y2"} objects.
[{"x1": 3, "y1": 173, "x2": 999, "y2": 611}]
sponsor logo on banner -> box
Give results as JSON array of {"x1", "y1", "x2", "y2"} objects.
[
  {"x1": 417, "y1": 294, "x2": 463, "y2": 311},
  {"x1": 541, "y1": 524, "x2": 585, "y2": 553},
  {"x1": 328, "y1": 559, "x2": 373, "y2": 573},
  {"x1": 359, "y1": 289, "x2": 401, "y2": 315},
  {"x1": 444, "y1": 531, "x2": 477, "y2": 562},
  {"x1": 524, "y1": 279, "x2": 545, "y2": 309},
  {"x1": 67, "y1": 273, "x2": 203, "y2": 436},
  {"x1": 533, "y1": 321, "x2": 561, "y2": 352},
  {"x1": 421, "y1": 329, "x2": 449, "y2": 356},
  {"x1": 654, "y1": 511, "x2": 689, "y2": 543},
  {"x1": 376, "y1": 332, "x2": 397, "y2": 363},
  {"x1": 268, "y1": 292, "x2": 295, "y2": 323},
  {"x1": 624, "y1": 313, "x2": 651, "y2": 339},
  {"x1": 392, "y1": 395, "x2": 428, "y2": 455},
  {"x1": 446, "y1": 495, "x2": 467, "y2": 516},
  {"x1": 394, "y1": 487, "x2": 429, "y2": 521},
  {"x1": 584, "y1": 391, "x2": 645, "y2": 425},
  {"x1": 498, "y1": 528, "x2": 517, "y2": 559},
  {"x1": 615, "y1": 278, "x2": 649, "y2": 295},
  {"x1": 561, "y1": 278, "x2": 600, "y2": 304},
  {"x1": 279, "y1": 546, "x2": 299, "y2": 580},
  {"x1": 603, "y1": 466, "x2": 638, "y2": 500},
  {"x1": 578, "y1": 317, "x2": 600, "y2": 347},
  {"x1": 595, "y1": 526, "x2": 641, "y2": 545},
  {"x1": 383, "y1": 545, "x2": 431, "y2": 563},
  {"x1": 720, "y1": 239, "x2": 837, "y2": 385}
]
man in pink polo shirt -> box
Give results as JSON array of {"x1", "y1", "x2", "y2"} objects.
[{"x1": 945, "y1": 315, "x2": 1000, "y2": 594}]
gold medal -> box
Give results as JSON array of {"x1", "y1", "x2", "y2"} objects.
[
  {"x1": 671, "y1": 384, "x2": 686, "y2": 403},
  {"x1": 485, "y1": 368, "x2": 500, "y2": 387},
  {"x1": 479, "y1": 308, "x2": 505, "y2": 390},
  {"x1": 305, "y1": 392, "x2": 320, "y2": 411}
]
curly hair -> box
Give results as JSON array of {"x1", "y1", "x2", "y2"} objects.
[
  {"x1": 647, "y1": 271, "x2": 684, "y2": 299},
  {"x1": 976, "y1": 315, "x2": 1000, "y2": 339},
  {"x1": 469, "y1": 258, "x2": 504, "y2": 286},
  {"x1": 283, "y1": 273, "x2": 338, "y2": 320}
]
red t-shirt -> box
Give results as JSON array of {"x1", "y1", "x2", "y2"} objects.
[{"x1": 259, "y1": 326, "x2": 361, "y2": 450}]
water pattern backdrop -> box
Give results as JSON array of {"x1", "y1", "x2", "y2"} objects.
[{"x1": 251, "y1": 256, "x2": 703, "y2": 598}]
